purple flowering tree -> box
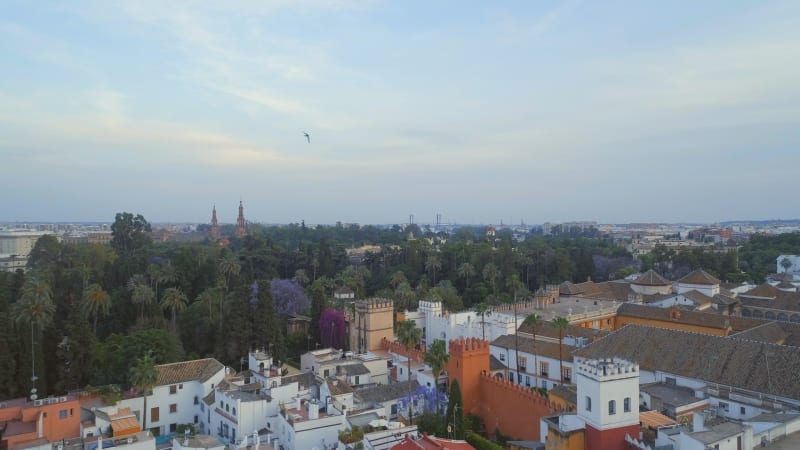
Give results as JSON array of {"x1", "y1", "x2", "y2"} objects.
[
  {"x1": 270, "y1": 279, "x2": 310, "y2": 316},
  {"x1": 398, "y1": 384, "x2": 448, "y2": 417},
  {"x1": 319, "y1": 308, "x2": 347, "y2": 349}
]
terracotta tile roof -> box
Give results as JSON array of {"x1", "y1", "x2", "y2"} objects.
[
  {"x1": 681, "y1": 290, "x2": 713, "y2": 307},
  {"x1": 391, "y1": 434, "x2": 475, "y2": 450},
  {"x1": 356, "y1": 380, "x2": 419, "y2": 405},
  {"x1": 518, "y1": 321, "x2": 609, "y2": 341},
  {"x1": 740, "y1": 283, "x2": 782, "y2": 299},
  {"x1": 156, "y1": 358, "x2": 224, "y2": 386},
  {"x1": 574, "y1": 325, "x2": 800, "y2": 400},
  {"x1": 632, "y1": 270, "x2": 670, "y2": 286},
  {"x1": 616, "y1": 303, "x2": 730, "y2": 330},
  {"x1": 491, "y1": 334, "x2": 575, "y2": 362},
  {"x1": 678, "y1": 269, "x2": 720, "y2": 286},
  {"x1": 559, "y1": 282, "x2": 584, "y2": 296},
  {"x1": 731, "y1": 322, "x2": 788, "y2": 345},
  {"x1": 640, "y1": 410, "x2": 678, "y2": 428}
]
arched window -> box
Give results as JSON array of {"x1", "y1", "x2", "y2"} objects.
[
  {"x1": 624, "y1": 397, "x2": 631, "y2": 413},
  {"x1": 585, "y1": 396, "x2": 592, "y2": 412},
  {"x1": 609, "y1": 400, "x2": 616, "y2": 415}
]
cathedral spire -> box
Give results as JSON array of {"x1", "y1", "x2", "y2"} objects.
[
  {"x1": 235, "y1": 200, "x2": 246, "y2": 237},
  {"x1": 210, "y1": 204, "x2": 220, "y2": 240}
]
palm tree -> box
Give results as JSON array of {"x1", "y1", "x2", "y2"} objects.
[
  {"x1": 218, "y1": 255, "x2": 241, "y2": 292},
  {"x1": 395, "y1": 282, "x2": 416, "y2": 311},
  {"x1": 161, "y1": 287, "x2": 188, "y2": 332},
  {"x1": 158, "y1": 263, "x2": 178, "y2": 289},
  {"x1": 13, "y1": 275, "x2": 55, "y2": 398},
  {"x1": 81, "y1": 283, "x2": 110, "y2": 334},
  {"x1": 522, "y1": 313, "x2": 543, "y2": 386},
  {"x1": 457, "y1": 262, "x2": 475, "y2": 288},
  {"x1": 781, "y1": 257, "x2": 793, "y2": 273},
  {"x1": 425, "y1": 255, "x2": 442, "y2": 285},
  {"x1": 396, "y1": 320, "x2": 422, "y2": 424},
  {"x1": 482, "y1": 263, "x2": 499, "y2": 296},
  {"x1": 196, "y1": 287, "x2": 222, "y2": 321},
  {"x1": 390, "y1": 271, "x2": 408, "y2": 289},
  {"x1": 423, "y1": 340, "x2": 450, "y2": 413},
  {"x1": 130, "y1": 284, "x2": 155, "y2": 322},
  {"x1": 130, "y1": 353, "x2": 158, "y2": 431},
  {"x1": 475, "y1": 302, "x2": 490, "y2": 340},
  {"x1": 552, "y1": 316, "x2": 570, "y2": 384}
]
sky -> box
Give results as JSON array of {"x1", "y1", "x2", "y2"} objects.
[{"x1": 1, "y1": 1, "x2": 799, "y2": 225}]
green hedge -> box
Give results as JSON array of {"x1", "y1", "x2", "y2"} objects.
[{"x1": 465, "y1": 431, "x2": 504, "y2": 450}]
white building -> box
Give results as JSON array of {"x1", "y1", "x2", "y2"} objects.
[
  {"x1": 116, "y1": 359, "x2": 226, "y2": 437},
  {"x1": 414, "y1": 301, "x2": 517, "y2": 351},
  {"x1": 300, "y1": 349, "x2": 389, "y2": 387},
  {"x1": 676, "y1": 269, "x2": 720, "y2": 297},
  {"x1": 274, "y1": 398, "x2": 345, "y2": 450}
]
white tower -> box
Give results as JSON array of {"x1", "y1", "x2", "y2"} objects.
[{"x1": 576, "y1": 357, "x2": 640, "y2": 450}]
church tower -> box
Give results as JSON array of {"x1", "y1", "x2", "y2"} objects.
[
  {"x1": 235, "y1": 201, "x2": 246, "y2": 237},
  {"x1": 210, "y1": 204, "x2": 220, "y2": 240}
]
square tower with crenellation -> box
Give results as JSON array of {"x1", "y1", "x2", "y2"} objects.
[{"x1": 350, "y1": 298, "x2": 394, "y2": 353}]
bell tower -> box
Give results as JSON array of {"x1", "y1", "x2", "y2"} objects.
[
  {"x1": 235, "y1": 200, "x2": 246, "y2": 237},
  {"x1": 210, "y1": 204, "x2": 220, "y2": 240}
]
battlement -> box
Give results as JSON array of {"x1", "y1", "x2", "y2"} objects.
[
  {"x1": 380, "y1": 337, "x2": 425, "y2": 362},
  {"x1": 356, "y1": 298, "x2": 394, "y2": 310},
  {"x1": 489, "y1": 299, "x2": 537, "y2": 313},
  {"x1": 448, "y1": 337, "x2": 489, "y2": 354},
  {"x1": 576, "y1": 357, "x2": 638, "y2": 381},
  {"x1": 479, "y1": 372, "x2": 554, "y2": 407}
]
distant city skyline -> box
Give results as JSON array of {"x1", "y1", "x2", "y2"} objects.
[{"x1": 2, "y1": 1, "x2": 799, "y2": 224}]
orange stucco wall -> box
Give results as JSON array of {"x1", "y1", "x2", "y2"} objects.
[
  {"x1": 545, "y1": 427, "x2": 585, "y2": 450},
  {"x1": 477, "y1": 373, "x2": 555, "y2": 441},
  {"x1": 614, "y1": 316, "x2": 729, "y2": 336},
  {"x1": 0, "y1": 398, "x2": 81, "y2": 448}
]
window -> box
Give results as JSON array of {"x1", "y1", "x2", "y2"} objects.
[
  {"x1": 539, "y1": 361, "x2": 549, "y2": 377},
  {"x1": 740, "y1": 406, "x2": 746, "y2": 415},
  {"x1": 355, "y1": 375, "x2": 360, "y2": 385},
  {"x1": 179, "y1": 384, "x2": 183, "y2": 389},
  {"x1": 170, "y1": 385, "x2": 178, "y2": 394},
  {"x1": 585, "y1": 396, "x2": 592, "y2": 412},
  {"x1": 324, "y1": 369, "x2": 330, "y2": 377},
  {"x1": 232, "y1": 408, "x2": 236, "y2": 416},
  {"x1": 170, "y1": 423, "x2": 177, "y2": 433},
  {"x1": 719, "y1": 402, "x2": 729, "y2": 413},
  {"x1": 151, "y1": 407, "x2": 160, "y2": 422},
  {"x1": 609, "y1": 400, "x2": 616, "y2": 415},
  {"x1": 562, "y1": 367, "x2": 572, "y2": 383},
  {"x1": 391, "y1": 404, "x2": 397, "y2": 415},
  {"x1": 226, "y1": 404, "x2": 230, "y2": 412},
  {"x1": 59, "y1": 409, "x2": 68, "y2": 419},
  {"x1": 194, "y1": 396, "x2": 199, "y2": 405},
  {"x1": 194, "y1": 415, "x2": 199, "y2": 424},
  {"x1": 499, "y1": 353, "x2": 505, "y2": 361},
  {"x1": 517, "y1": 356, "x2": 527, "y2": 371},
  {"x1": 70, "y1": 408, "x2": 74, "y2": 416},
  {"x1": 170, "y1": 404, "x2": 177, "y2": 414},
  {"x1": 525, "y1": 376, "x2": 531, "y2": 387},
  {"x1": 624, "y1": 398, "x2": 631, "y2": 413},
  {"x1": 665, "y1": 377, "x2": 676, "y2": 386},
  {"x1": 200, "y1": 403, "x2": 205, "y2": 412}
]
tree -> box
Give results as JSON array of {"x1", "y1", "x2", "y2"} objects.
[
  {"x1": 270, "y1": 279, "x2": 310, "y2": 317},
  {"x1": 522, "y1": 313, "x2": 543, "y2": 386},
  {"x1": 81, "y1": 283, "x2": 111, "y2": 334},
  {"x1": 425, "y1": 255, "x2": 442, "y2": 285},
  {"x1": 130, "y1": 283, "x2": 155, "y2": 322},
  {"x1": 161, "y1": 287, "x2": 188, "y2": 332},
  {"x1": 196, "y1": 286, "x2": 222, "y2": 321},
  {"x1": 552, "y1": 316, "x2": 570, "y2": 384},
  {"x1": 12, "y1": 274, "x2": 55, "y2": 398},
  {"x1": 423, "y1": 340, "x2": 449, "y2": 398},
  {"x1": 457, "y1": 262, "x2": 475, "y2": 288},
  {"x1": 445, "y1": 379, "x2": 464, "y2": 439},
  {"x1": 475, "y1": 302, "x2": 490, "y2": 340},
  {"x1": 111, "y1": 212, "x2": 152, "y2": 257},
  {"x1": 482, "y1": 263, "x2": 499, "y2": 296},
  {"x1": 390, "y1": 271, "x2": 408, "y2": 289},
  {"x1": 319, "y1": 308, "x2": 346, "y2": 349},
  {"x1": 396, "y1": 320, "x2": 422, "y2": 424},
  {"x1": 218, "y1": 254, "x2": 241, "y2": 293},
  {"x1": 129, "y1": 353, "x2": 158, "y2": 431},
  {"x1": 781, "y1": 257, "x2": 793, "y2": 273}
]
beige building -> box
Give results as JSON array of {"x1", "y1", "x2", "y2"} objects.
[
  {"x1": 0, "y1": 230, "x2": 53, "y2": 272},
  {"x1": 350, "y1": 299, "x2": 394, "y2": 353}
]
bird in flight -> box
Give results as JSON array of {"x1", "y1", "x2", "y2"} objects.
[{"x1": 303, "y1": 132, "x2": 310, "y2": 143}]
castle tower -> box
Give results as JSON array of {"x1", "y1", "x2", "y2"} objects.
[
  {"x1": 350, "y1": 299, "x2": 394, "y2": 353},
  {"x1": 210, "y1": 204, "x2": 220, "y2": 240},
  {"x1": 446, "y1": 338, "x2": 490, "y2": 415},
  {"x1": 235, "y1": 201, "x2": 246, "y2": 237},
  {"x1": 576, "y1": 357, "x2": 640, "y2": 450}
]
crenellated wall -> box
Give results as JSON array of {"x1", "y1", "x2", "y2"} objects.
[
  {"x1": 477, "y1": 373, "x2": 557, "y2": 441},
  {"x1": 380, "y1": 337, "x2": 425, "y2": 362}
]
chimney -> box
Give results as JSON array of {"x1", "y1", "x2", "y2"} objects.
[
  {"x1": 308, "y1": 399, "x2": 319, "y2": 420},
  {"x1": 692, "y1": 411, "x2": 706, "y2": 432}
]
